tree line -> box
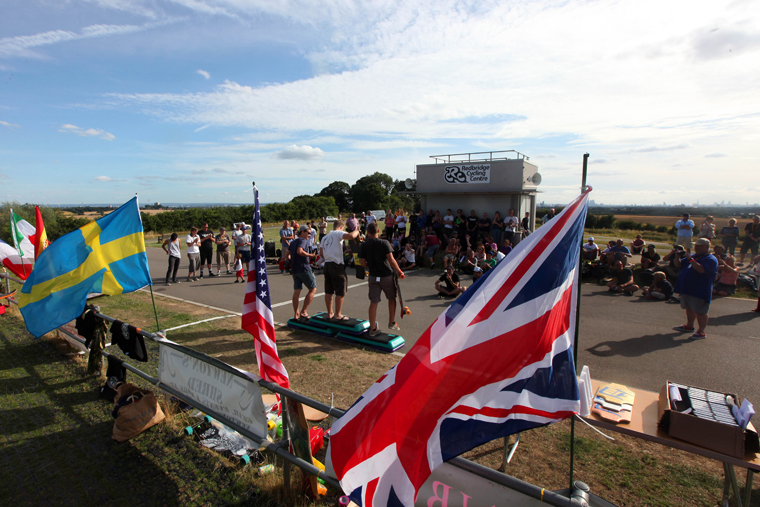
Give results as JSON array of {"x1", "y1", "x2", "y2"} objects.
[{"x1": 0, "y1": 172, "x2": 419, "y2": 240}]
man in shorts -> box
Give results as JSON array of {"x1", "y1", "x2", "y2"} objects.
[
  {"x1": 287, "y1": 225, "x2": 318, "y2": 320},
  {"x1": 215, "y1": 226, "x2": 231, "y2": 275},
  {"x1": 185, "y1": 227, "x2": 201, "y2": 281},
  {"x1": 675, "y1": 213, "x2": 695, "y2": 256},
  {"x1": 198, "y1": 222, "x2": 215, "y2": 278},
  {"x1": 435, "y1": 265, "x2": 467, "y2": 298},
  {"x1": 235, "y1": 226, "x2": 252, "y2": 275},
  {"x1": 279, "y1": 220, "x2": 294, "y2": 260},
  {"x1": 672, "y1": 238, "x2": 719, "y2": 340},
  {"x1": 319, "y1": 219, "x2": 359, "y2": 321},
  {"x1": 360, "y1": 223, "x2": 403, "y2": 336}
]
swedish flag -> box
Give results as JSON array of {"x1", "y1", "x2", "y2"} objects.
[{"x1": 19, "y1": 197, "x2": 152, "y2": 337}]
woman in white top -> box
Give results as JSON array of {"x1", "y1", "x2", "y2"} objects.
[
  {"x1": 185, "y1": 227, "x2": 201, "y2": 281},
  {"x1": 161, "y1": 233, "x2": 182, "y2": 285},
  {"x1": 395, "y1": 208, "x2": 407, "y2": 237}
]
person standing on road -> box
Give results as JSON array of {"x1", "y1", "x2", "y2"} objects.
[
  {"x1": 161, "y1": 232, "x2": 182, "y2": 285},
  {"x1": 738, "y1": 215, "x2": 760, "y2": 267},
  {"x1": 307, "y1": 221, "x2": 318, "y2": 253},
  {"x1": 521, "y1": 212, "x2": 532, "y2": 237},
  {"x1": 361, "y1": 222, "x2": 403, "y2": 337},
  {"x1": 318, "y1": 217, "x2": 328, "y2": 242},
  {"x1": 215, "y1": 227, "x2": 231, "y2": 275},
  {"x1": 236, "y1": 226, "x2": 252, "y2": 275},
  {"x1": 198, "y1": 223, "x2": 215, "y2": 278},
  {"x1": 675, "y1": 213, "x2": 695, "y2": 257},
  {"x1": 720, "y1": 218, "x2": 740, "y2": 257},
  {"x1": 232, "y1": 223, "x2": 244, "y2": 257},
  {"x1": 185, "y1": 227, "x2": 201, "y2": 281},
  {"x1": 279, "y1": 220, "x2": 294, "y2": 260},
  {"x1": 672, "y1": 238, "x2": 719, "y2": 340},
  {"x1": 287, "y1": 225, "x2": 318, "y2": 320},
  {"x1": 395, "y1": 208, "x2": 407, "y2": 238},
  {"x1": 504, "y1": 209, "x2": 519, "y2": 246},
  {"x1": 319, "y1": 219, "x2": 360, "y2": 321}
]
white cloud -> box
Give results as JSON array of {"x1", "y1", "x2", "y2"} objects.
[
  {"x1": 197, "y1": 69, "x2": 210, "y2": 79},
  {"x1": 273, "y1": 145, "x2": 324, "y2": 160},
  {"x1": 705, "y1": 153, "x2": 727, "y2": 158},
  {"x1": 93, "y1": 176, "x2": 116, "y2": 182},
  {"x1": 59, "y1": 124, "x2": 115, "y2": 141},
  {"x1": 0, "y1": 20, "x2": 178, "y2": 59},
  {"x1": 0, "y1": 120, "x2": 20, "y2": 128}
]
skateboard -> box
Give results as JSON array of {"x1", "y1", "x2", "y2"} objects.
[{"x1": 395, "y1": 272, "x2": 410, "y2": 319}]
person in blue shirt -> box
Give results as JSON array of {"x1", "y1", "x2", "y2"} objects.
[{"x1": 672, "y1": 238, "x2": 719, "y2": 340}]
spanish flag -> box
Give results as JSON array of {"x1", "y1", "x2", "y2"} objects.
[
  {"x1": 19, "y1": 197, "x2": 152, "y2": 337},
  {"x1": 33, "y1": 206, "x2": 49, "y2": 260}
]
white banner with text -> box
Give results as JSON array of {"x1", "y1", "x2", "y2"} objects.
[{"x1": 158, "y1": 340, "x2": 267, "y2": 437}]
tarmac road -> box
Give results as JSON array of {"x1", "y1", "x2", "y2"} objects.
[{"x1": 145, "y1": 247, "x2": 760, "y2": 404}]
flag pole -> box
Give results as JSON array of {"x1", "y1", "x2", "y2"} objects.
[
  {"x1": 10, "y1": 207, "x2": 28, "y2": 275},
  {"x1": 569, "y1": 153, "x2": 589, "y2": 493}
]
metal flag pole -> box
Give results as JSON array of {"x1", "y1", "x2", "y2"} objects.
[
  {"x1": 136, "y1": 192, "x2": 162, "y2": 332},
  {"x1": 569, "y1": 153, "x2": 589, "y2": 493}
]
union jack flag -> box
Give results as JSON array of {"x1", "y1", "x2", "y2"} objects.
[
  {"x1": 242, "y1": 186, "x2": 289, "y2": 389},
  {"x1": 327, "y1": 188, "x2": 591, "y2": 506}
]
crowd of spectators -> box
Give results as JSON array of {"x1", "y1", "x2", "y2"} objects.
[{"x1": 583, "y1": 212, "x2": 760, "y2": 341}]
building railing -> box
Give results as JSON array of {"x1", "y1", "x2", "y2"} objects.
[{"x1": 429, "y1": 150, "x2": 530, "y2": 163}]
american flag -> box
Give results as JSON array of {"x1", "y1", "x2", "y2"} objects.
[
  {"x1": 242, "y1": 186, "x2": 290, "y2": 389},
  {"x1": 327, "y1": 189, "x2": 591, "y2": 506}
]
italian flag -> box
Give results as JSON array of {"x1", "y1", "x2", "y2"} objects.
[
  {"x1": 0, "y1": 238, "x2": 32, "y2": 279},
  {"x1": 10, "y1": 210, "x2": 35, "y2": 259}
]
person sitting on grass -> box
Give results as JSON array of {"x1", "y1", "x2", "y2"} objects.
[
  {"x1": 713, "y1": 256, "x2": 739, "y2": 297},
  {"x1": 500, "y1": 239, "x2": 513, "y2": 257},
  {"x1": 436, "y1": 265, "x2": 467, "y2": 298},
  {"x1": 631, "y1": 234, "x2": 646, "y2": 255},
  {"x1": 640, "y1": 244, "x2": 661, "y2": 270},
  {"x1": 641, "y1": 271, "x2": 673, "y2": 300},
  {"x1": 658, "y1": 245, "x2": 688, "y2": 282},
  {"x1": 397, "y1": 242, "x2": 417, "y2": 271},
  {"x1": 583, "y1": 237, "x2": 599, "y2": 261},
  {"x1": 607, "y1": 260, "x2": 639, "y2": 295}
]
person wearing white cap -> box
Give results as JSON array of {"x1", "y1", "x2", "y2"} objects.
[{"x1": 582, "y1": 237, "x2": 599, "y2": 261}]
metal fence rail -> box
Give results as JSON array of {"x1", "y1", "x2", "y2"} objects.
[{"x1": 0, "y1": 271, "x2": 577, "y2": 506}]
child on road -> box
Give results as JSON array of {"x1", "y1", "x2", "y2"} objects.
[{"x1": 233, "y1": 253, "x2": 245, "y2": 283}]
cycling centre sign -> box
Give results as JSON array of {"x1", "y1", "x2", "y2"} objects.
[{"x1": 444, "y1": 164, "x2": 490, "y2": 184}]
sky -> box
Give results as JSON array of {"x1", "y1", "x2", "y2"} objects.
[{"x1": 1, "y1": 0, "x2": 759, "y2": 207}]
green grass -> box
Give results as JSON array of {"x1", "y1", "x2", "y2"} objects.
[{"x1": 0, "y1": 307, "x2": 334, "y2": 506}]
